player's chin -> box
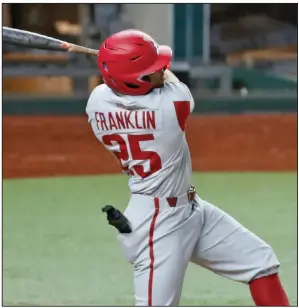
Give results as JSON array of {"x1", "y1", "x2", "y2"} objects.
[{"x1": 153, "y1": 81, "x2": 165, "y2": 89}]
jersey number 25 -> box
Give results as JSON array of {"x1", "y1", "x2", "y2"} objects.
[{"x1": 102, "y1": 134, "x2": 162, "y2": 179}]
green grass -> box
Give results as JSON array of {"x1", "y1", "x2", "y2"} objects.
[{"x1": 3, "y1": 172, "x2": 297, "y2": 306}]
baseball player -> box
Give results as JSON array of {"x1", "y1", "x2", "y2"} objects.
[{"x1": 86, "y1": 30, "x2": 290, "y2": 306}]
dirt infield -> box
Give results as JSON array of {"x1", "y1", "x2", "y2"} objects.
[{"x1": 3, "y1": 114, "x2": 297, "y2": 179}]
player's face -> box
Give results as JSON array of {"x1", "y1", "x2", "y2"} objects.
[{"x1": 147, "y1": 69, "x2": 165, "y2": 88}]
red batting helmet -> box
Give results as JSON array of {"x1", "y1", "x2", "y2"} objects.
[{"x1": 97, "y1": 29, "x2": 172, "y2": 95}]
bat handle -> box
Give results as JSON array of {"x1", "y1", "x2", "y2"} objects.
[{"x1": 67, "y1": 44, "x2": 98, "y2": 56}]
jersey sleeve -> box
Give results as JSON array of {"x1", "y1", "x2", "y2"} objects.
[
  {"x1": 179, "y1": 82, "x2": 195, "y2": 113},
  {"x1": 86, "y1": 86, "x2": 99, "y2": 122},
  {"x1": 170, "y1": 82, "x2": 195, "y2": 132},
  {"x1": 85, "y1": 86, "x2": 102, "y2": 140}
]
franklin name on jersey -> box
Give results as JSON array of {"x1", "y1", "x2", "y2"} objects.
[{"x1": 95, "y1": 110, "x2": 158, "y2": 132}]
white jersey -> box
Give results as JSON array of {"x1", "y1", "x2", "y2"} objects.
[{"x1": 86, "y1": 81, "x2": 195, "y2": 197}]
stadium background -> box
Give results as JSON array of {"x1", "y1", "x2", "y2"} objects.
[{"x1": 3, "y1": 3, "x2": 297, "y2": 306}]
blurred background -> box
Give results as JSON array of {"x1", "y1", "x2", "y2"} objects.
[
  {"x1": 3, "y1": 3, "x2": 298, "y2": 307},
  {"x1": 2, "y1": 3, "x2": 297, "y2": 105}
]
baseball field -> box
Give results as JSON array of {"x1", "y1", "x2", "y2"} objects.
[{"x1": 3, "y1": 114, "x2": 297, "y2": 306}]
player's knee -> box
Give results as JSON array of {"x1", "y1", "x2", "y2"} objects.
[{"x1": 250, "y1": 244, "x2": 280, "y2": 282}]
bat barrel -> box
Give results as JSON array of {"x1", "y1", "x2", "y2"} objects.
[
  {"x1": 3, "y1": 27, "x2": 70, "y2": 51},
  {"x1": 2, "y1": 26, "x2": 99, "y2": 55}
]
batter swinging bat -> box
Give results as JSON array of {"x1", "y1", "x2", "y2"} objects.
[{"x1": 2, "y1": 27, "x2": 98, "y2": 56}]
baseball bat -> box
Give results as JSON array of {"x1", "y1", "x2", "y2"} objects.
[{"x1": 2, "y1": 26, "x2": 98, "y2": 56}]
